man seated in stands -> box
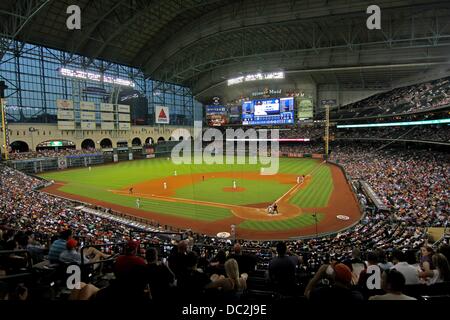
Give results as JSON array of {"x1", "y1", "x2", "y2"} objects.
[
  {"x1": 268, "y1": 242, "x2": 299, "y2": 295},
  {"x1": 305, "y1": 263, "x2": 364, "y2": 302},
  {"x1": 391, "y1": 249, "x2": 419, "y2": 285},
  {"x1": 369, "y1": 269, "x2": 417, "y2": 300},
  {"x1": 95, "y1": 263, "x2": 149, "y2": 301},
  {"x1": 47, "y1": 229, "x2": 72, "y2": 264},
  {"x1": 145, "y1": 247, "x2": 175, "y2": 301},
  {"x1": 343, "y1": 248, "x2": 366, "y2": 285},
  {"x1": 92, "y1": 240, "x2": 149, "y2": 301},
  {"x1": 114, "y1": 240, "x2": 146, "y2": 279},
  {"x1": 59, "y1": 239, "x2": 110, "y2": 265},
  {"x1": 357, "y1": 251, "x2": 381, "y2": 288}
]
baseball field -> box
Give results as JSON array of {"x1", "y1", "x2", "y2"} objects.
[{"x1": 39, "y1": 157, "x2": 361, "y2": 240}]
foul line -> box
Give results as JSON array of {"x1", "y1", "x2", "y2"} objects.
[
  {"x1": 275, "y1": 160, "x2": 326, "y2": 204},
  {"x1": 111, "y1": 161, "x2": 326, "y2": 218}
]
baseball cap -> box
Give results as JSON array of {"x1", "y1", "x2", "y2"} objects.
[
  {"x1": 126, "y1": 240, "x2": 140, "y2": 251},
  {"x1": 66, "y1": 239, "x2": 78, "y2": 250},
  {"x1": 333, "y1": 263, "x2": 352, "y2": 284}
]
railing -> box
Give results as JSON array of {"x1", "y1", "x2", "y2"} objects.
[
  {"x1": 336, "y1": 137, "x2": 450, "y2": 146},
  {"x1": 79, "y1": 242, "x2": 126, "y2": 265},
  {"x1": 0, "y1": 249, "x2": 34, "y2": 281},
  {"x1": 359, "y1": 180, "x2": 389, "y2": 211}
]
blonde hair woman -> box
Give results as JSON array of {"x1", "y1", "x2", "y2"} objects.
[
  {"x1": 207, "y1": 259, "x2": 247, "y2": 296},
  {"x1": 419, "y1": 253, "x2": 450, "y2": 285}
]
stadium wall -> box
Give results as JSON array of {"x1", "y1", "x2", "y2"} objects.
[{"x1": 6, "y1": 123, "x2": 193, "y2": 151}]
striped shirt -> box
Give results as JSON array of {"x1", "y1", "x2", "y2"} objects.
[{"x1": 48, "y1": 239, "x2": 67, "y2": 263}]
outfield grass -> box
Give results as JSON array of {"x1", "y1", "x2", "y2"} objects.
[
  {"x1": 238, "y1": 213, "x2": 324, "y2": 231},
  {"x1": 39, "y1": 157, "x2": 332, "y2": 224},
  {"x1": 289, "y1": 165, "x2": 333, "y2": 208},
  {"x1": 175, "y1": 178, "x2": 292, "y2": 205},
  {"x1": 40, "y1": 157, "x2": 319, "y2": 188},
  {"x1": 59, "y1": 182, "x2": 232, "y2": 221}
]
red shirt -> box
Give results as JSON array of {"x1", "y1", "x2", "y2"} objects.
[{"x1": 114, "y1": 255, "x2": 146, "y2": 277}]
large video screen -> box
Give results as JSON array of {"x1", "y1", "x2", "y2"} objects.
[
  {"x1": 242, "y1": 97, "x2": 294, "y2": 125},
  {"x1": 205, "y1": 105, "x2": 228, "y2": 126},
  {"x1": 205, "y1": 105, "x2": 242, "y2": 126}
]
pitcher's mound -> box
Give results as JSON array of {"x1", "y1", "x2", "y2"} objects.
[{"x1": 223, "y1": 187, "x2": 246, "y2": 192}]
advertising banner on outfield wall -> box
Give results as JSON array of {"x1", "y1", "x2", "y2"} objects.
[
  {"x1": 58, "y1": 157, "x2": 67, "y2": 169},
  {"x1": 155, "y1": 106, "x2": 170, "y2": 124}
]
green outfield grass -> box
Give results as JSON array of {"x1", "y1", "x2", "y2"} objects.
[
  {"x1": 289, "y1": 165, "x2": 333, "y2": 208},
  {"x1": 59, "y1": 182, "x2": 232, "y2": 221},
  {"x1": 39, "y1": 157, "x2": 333, "y2": 225},
  {"x1": 175, "y1": 177, "x2": 292, "y2": 205},
  {"x1": 238, "y1": 213, "x2": 324, "y2": 231}
]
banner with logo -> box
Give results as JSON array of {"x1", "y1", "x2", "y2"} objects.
[
  {"x1": 58, "y1": 157, "x2": 67, "y2": 169},
  {"x1": 80, "y1": 101, "x2": 95, "y2": 111},
  {"x1": 155, "y1": 106, "x2": 169, "y2": 124},
  {"x1": 56, "y1": 99, "x2": 74, "y2": 110},
  {"x1": 100, "y1": 103, "x2": 114, "y2": 112}
]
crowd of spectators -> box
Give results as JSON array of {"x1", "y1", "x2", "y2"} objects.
[
  {"x1": 0, "y1": 165, "x2": 168, "y2": 246},
  {"x1": 329, "y1": 144, "x2": 449, "y2": 227},
  {"x1": 9, "y1": 148, "x2": 101, "y2": 161},
  {"x1": 331, "y1": 76, "x2": 450, "y2": 119},
  {"x1": 279, "y1": 125, "x2": 324, "y2": 140},
  {"x1": 337, "y1": 126, "x2": 450, "y2": 143},
  {"x1": 1, "y1": 140, "x2": 449, "y2": 301}
]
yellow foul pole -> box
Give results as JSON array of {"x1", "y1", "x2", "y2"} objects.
[
  {"x1": 324, "y1": 105, "x2": 330, "y2": 157},
  {"x1": 1, "y1": 98, "x2": 8, "y2": 160}
]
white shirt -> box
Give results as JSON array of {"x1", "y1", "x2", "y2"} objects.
[
  {"x1": 391, "y1": 262, "x2": 420, "y2": 285},
  {"x1": 427, "y1": 269, "x2": 442, "y2": 286}
]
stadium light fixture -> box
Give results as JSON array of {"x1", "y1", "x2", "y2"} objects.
[
  {"x1": 225, "y1": 138, "x2": 310, "y2": 142},
  {"x1": 337, "y1": 118, "x2": 450, "y2": 128},
  {"x1": 59, "y1": 67, "x2": 135, "y2": 88},
  {"x1": 227, "y1": 72, "x2": 284, "y2": 86}
]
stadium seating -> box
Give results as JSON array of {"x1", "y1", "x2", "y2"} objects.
[
  {"x1": 330, "y1": 76, "x2": 450, "y2": 119},
  {"x1": 1, "y1": 140, "x2": 449, "y2": 301}
]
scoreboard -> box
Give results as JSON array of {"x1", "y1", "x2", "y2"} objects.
[{"x1": 242, "y1": 97, "x2": 294, "y2": 125}]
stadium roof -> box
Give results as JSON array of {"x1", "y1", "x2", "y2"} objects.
[{"x1": 1, "y1": 0, "x2": 450, "y2": 99}]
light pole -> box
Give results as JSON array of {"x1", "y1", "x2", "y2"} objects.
[
  {"x1": 0, "y1": 81, "x2": 9, "y2": 160},
  {"x1": 313, "y1": 213, "x2": 318, "y2": 237},
  {"x1": 231, "y1": 224, "x2": 236, "y2": 243}
]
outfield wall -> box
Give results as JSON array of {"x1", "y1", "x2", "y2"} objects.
[
  {"x1": 5, "y1": 123, "x2": 193, "y2": 152},
  {"x1": 7, "y1": 142, "x2": 179, "y2": 174}
]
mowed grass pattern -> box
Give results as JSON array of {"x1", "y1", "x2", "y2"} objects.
[
  {"x1": 175, "y1": 178, "x2": 292, "y2": 205},
  {"x1": 289, "y1": 165, "x2": 333, "y2": 208},
  {"x1": 39, "y1": 157, "x2": 333, "y2": 224},
  {"x1": 238, "y1": 213, "x2": 324, "y2": 231},
  {"x1": 59, "y1": 182, "x2": 231, "y2": 221}
]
